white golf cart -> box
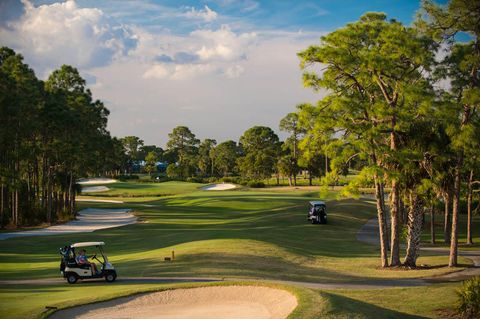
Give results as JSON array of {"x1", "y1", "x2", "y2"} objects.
[
  {"x1": 307, "y1": 201, "x2": 327, "y2": 224},
  {"x1": 59, "y1": 242, "x2": 117, "y2": 284}
]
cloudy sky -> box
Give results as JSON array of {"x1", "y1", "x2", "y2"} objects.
[{"x1": 0, "y1": 0, "x2": 431, "y2": 147}]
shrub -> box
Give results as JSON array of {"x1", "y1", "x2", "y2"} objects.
[
  {"x1": 186, "y1": 177, "x2": 204, "y2": 183},
  {"x1": 116, "y1": 174, "x2": 139, "y2": 181},
  {"x1": 247, "y1": 181, "x2": 265, "y2": 188},
  {"x1": 457, "y1": 277, "x2": 480, "y2": 318}
]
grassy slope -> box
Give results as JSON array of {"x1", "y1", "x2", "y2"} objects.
[
  {"x1": 80, "y1": 181, "x2": 204, "y2": 197},
  {"x1": 0, "y1": 181, "x2": 474, "y2": 318},
  {"x1": 0, "y1": 281, "x2": 461, "y2": 319},
  {"x1": 0, "y1": 188, "x2": 466, "y2": 282}
]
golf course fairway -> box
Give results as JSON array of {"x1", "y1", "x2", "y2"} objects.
[{"x1": 0, "y1": 181, "x2": 478, "y2": 318}]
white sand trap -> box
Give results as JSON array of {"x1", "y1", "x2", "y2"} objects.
[
  {"x1": 76, "y1": 198, "x2": 124, "y2": 203},
  {"x1": 77, "y1": 178, "x2": 117, "y2": 185},
  {"x1": 202, "y1": 183, "x2": 237, "y2": 191},
  {"x1": 49, "y1": 286, "x2": 297, "y2": 319},
  {"x1": 81, "y1": 186, "x2": 110, "y2": 193},
  {"x1": 0, "y1": 208, "x2": 136, "y2": 240}
]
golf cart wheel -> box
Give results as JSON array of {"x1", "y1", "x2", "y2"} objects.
[
  {"x1": 311, "y1": 218, "x2": 316, "y2": 224},
  {"x1": 66, "y1": 273, "x2": 78, "y2": 284},
  {"x1": 105, "y1": 272, "x2": 117, "y2": 283}
]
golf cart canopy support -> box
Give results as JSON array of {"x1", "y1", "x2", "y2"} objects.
[
  {"x1": 71, "y1": 242, "x2": 105, "y2": 248},
  {"x1": 309, "y1": 201, "x2": 325, "y2": 206}
]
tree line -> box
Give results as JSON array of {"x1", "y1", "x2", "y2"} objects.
[
  {"x1": 295, "y1": 0, "x2": 479, "y2": 268},
  {"x1": 117, "y1": 121, "x2": 336, "y2": 187},
  {"x1": 0, "y1": 48, "x2": 124, "y2": 227}
]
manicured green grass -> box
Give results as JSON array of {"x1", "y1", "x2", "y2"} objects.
[
  {"x1": 0, "y1": 281, "x2": 462, "y2": 319},
  {"x1": 0, "y1": 187, "x2": 465, "y2": 282},
  {"x1": 421, "y1": 213, "x2": 480, "y2": 250},
  {"x1": 320, "y1": 284, "x2": 460, "y2": 318},
  {"x1": 0, "y1": 181, "x2": 472, "y2": 318},
  {"x1": 81, "y1": 181, "x2": 205, "y2": 197},
  {"x1": 0, "y1": 281, "x2": 316, "y2": 319}
]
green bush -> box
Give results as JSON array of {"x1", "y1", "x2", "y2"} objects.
[
  {"x1": 457, "y1": 277, "x2": 480, "y2": 318},
  {"x1": 186, "y1": 177, "x2": 204, "y2": 183},
  {"x1": 115, "y1": 174, "x2": 139, "y2": 181},
  {"x1": 247, "y1": 181, "x2": 265, "y2": 188}
]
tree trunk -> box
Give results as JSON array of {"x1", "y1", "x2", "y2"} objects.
[
  {"x1": 404, "y1": 194, "x2": 424, "y2": 268},
  {"x1": 0, "y1": 184, "x2": 4, "y2": 228},
  {"x1": 443, "y1": 192, "x2": 451, "y2": 244},
  {"x1": 14, "y1": 189, "x2": 19, "y2": 227},
  {"x1": 47, "y1": 167, "x2": 52, "y2": 224},
  {"x1": 449, "y1": 151, "x2": 463, "y2": 267},
  {"x1": 467, "y1": 170, "x2": 474, "y2": 245},
  {"x1": 374, "y1": 174, "x2": 389, "y2": 268},
  {"x1": 287, "y1": 176, "x2": 292, "y2": 187},
  {"x1": 390, "y1": 180, "x2": 401, "y2": 266},
  {"x1": 430, "y1": 205, "x2": 436, "y2": 244},
  {"x1": 309, "y1": 170, "x2": 312, "y2": 186},
  {"x1": 68, "y1": 172, "x2": 73, "y2": 215}
]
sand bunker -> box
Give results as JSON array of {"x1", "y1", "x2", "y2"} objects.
[
  {"x1": 202, "y1": 183, "x2": 237, "y2": 191},
  {"x1": 81, "y1": 186, "x2": 110, "y2": 193},
  {"x1": 77, "y1": 178, "x2": 117, "y2": 185},
  {"x1": 0, "y1": 208, "x2": 136, "y2": 240},
  {"x1": 76, "y1": 198, "x2": 124, "y2": 203},
  {"x1": 49, "y1": 286, "x2": 297, "y2": 319}
]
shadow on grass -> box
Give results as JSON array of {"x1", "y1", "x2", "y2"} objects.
[
  {"x1": 320, "y1": 292, "x2": 429, "y2": 319},
  {"x1": 0, "y1": 196, "x2": 378, "y2": 281}
]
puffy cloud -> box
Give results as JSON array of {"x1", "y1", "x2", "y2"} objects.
[
  {"x1": 139, "y1": 25, "x2": 256, "y2": 80},
  {"x1": 143, "y1": 63, "x2": 217, "y2": 80},
  {"x1": 225, "y1": 65, "x2": 244, "y2": 78},
  {"x1": 143, "y1": 64, "x2": 170, "y2": 79},
  {"x1": 184, "y1": 5, "x2": 218, "y2": 22},
  {"x1": 0, "y1": 0, "x2": 137, "y2": 76},
  {"x1": 192, "y1": 25, "x2": 256, "y2": 62}
]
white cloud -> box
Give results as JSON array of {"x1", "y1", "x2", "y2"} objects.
[
  {"x1": 0, "y1": 0, "x2": 324, "y2": 146},
  {"x1": 0, "y1": 0, "x2": 137, "y2": 76},
  {"x1": 143, "y1": 63, "x2": 217, "y2": 80},
  {"x1": 143, "y1": 64, "x2": 170, "y2": 79},
  {"x1": 184, "y1": 5, "x2": 218, "y2": 22},
  {"x1": 138, "y1": 25, "x2": 257, "y2": 80},
  {"x1": 192, "y1": 25, "x2": 256, "y2": 62},
  {"x1": 197, "y1": 44, "x2": 233, "y2": 60},
  {"x1": 225, "y1": 65, "x2": 244, "y2": 78},
  {"x1": 171, "y1": 64, "x2": 216, "y2": 80}
]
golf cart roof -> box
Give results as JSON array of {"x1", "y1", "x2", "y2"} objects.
[
  {"x1": 309, "y1": 201, "x2": 326, "y2": 206},
  {"x1": 71, "y1": 242, "x2": 105, "y2": 248}
]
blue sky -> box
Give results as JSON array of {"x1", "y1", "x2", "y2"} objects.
[{"x1": 0, "y1": 0, "x2": 441, "y2": 146}]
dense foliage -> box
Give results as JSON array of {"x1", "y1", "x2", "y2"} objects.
[
  {"x1": 0, "y1": 48, "x2": 124, "y2": 226},
  {"x1": 457, "y1": 277, "x2": 480, "y2": 319},
  {"x1": 294, "y1": 0, "x2": 480, "y2": 268}
]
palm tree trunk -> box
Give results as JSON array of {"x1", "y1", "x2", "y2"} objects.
[
  {"x1": 404, "y1": 193, "x2": 424, "y2": 268},
  {"x1": 374, "y1": 174, "x2": 389, "y2": 268},
  {"x1": 430, "y1": 204, "x2": 436, "y2": 244},
  {"x1": 390, "y1": 180, "x2": 401, "y2": 266},
  {"x1": 444, "y1": 192, "x2": 451, "y2": 244},
  {"x1": 449, "y1": 151, "x2": 463, "y2": 267},
  {"x1": 467, "y1": 170, "x2": 474, "y2": 245}
]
